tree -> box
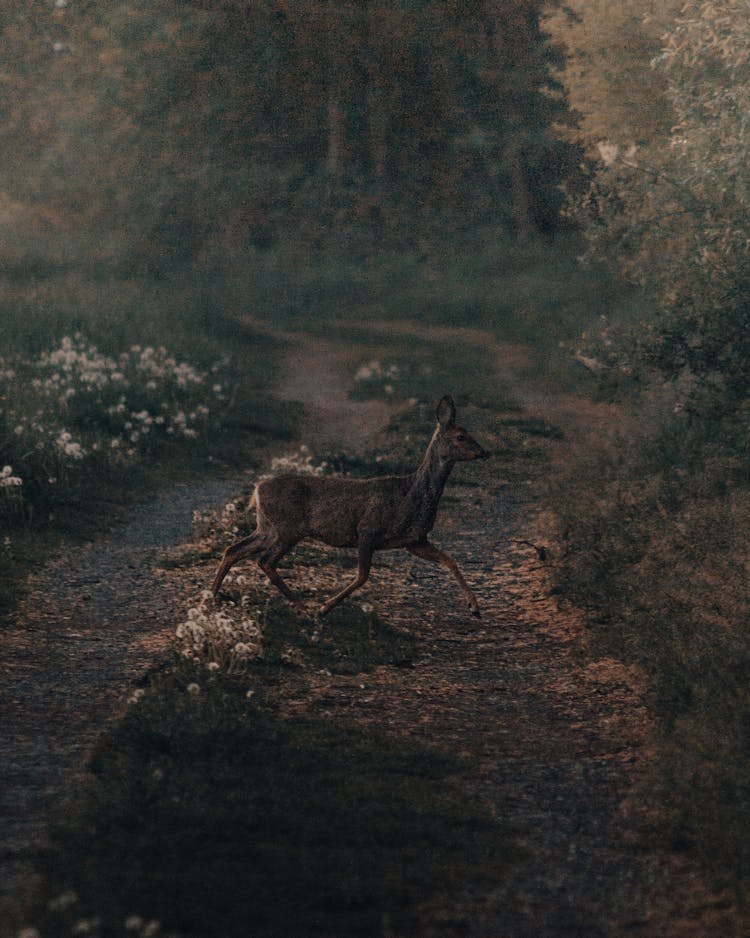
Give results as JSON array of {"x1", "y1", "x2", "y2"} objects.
[
  {"x1": 550, "y1": 0, "x2": 750, "y2": 436},
  {"x1": 544, "y1": 0, "x2": 680, "y2": 149}
]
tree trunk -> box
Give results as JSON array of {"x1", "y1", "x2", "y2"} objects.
[
  {"x1": 327, "y1": 88, "x2": 345, "y2": 179},
  {"x1": 506, "y1": 143, "x2": 533, "y2": 237},
  {"x1": 368, "y1": 84, "x2": 388, "y2": 179}
]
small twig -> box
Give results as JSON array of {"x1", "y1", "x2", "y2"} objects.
[{"x1": 513, "y1": 539, "x2": 551, "y2": 561}]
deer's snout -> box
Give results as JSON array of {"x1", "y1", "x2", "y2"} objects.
[{"x1": 477, "y1": 448, "x2": 490, "y2": 460}]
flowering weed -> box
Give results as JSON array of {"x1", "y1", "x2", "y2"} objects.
[
  {"x1": 0, "y1": 334, "x2": 228, "y2": 525},
  {"x1": 175, "y1": 590, "x2": 265, "y2": 675}
]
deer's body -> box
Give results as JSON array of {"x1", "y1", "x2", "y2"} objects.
[{"x1": 212, "y1": 395, "x2": 489, "y2": 616}]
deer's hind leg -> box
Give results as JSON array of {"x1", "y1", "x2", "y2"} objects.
[
  {"x1": 259, "y1": 538, "x2": 305, "y2": 609},
  {"x1": 407, "y1": 540, "x2": 481, "y2": 618},
  {"x1": 212, "y1": 531, "x2": 264, "y2": 595}
]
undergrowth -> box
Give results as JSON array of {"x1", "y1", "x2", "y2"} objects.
[{"x1": 550, "y1": 398, "x2": 750, "y2": 900}]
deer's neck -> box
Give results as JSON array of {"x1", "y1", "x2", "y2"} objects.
[{"x1": 409, "y1": 435, "x2": 454, "y2": 515}]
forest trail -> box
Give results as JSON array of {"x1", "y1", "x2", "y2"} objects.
[
  {"x1": 277, "y1": 335, "x2": 392, "y2": 456},
  {"x1": 0, "y1": 322, "x2": 741, "y2": 936}
]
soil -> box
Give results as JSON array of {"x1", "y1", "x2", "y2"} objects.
[
  {"x1": 0, "y1": 327, "x2": 745, "y2": 936},
  {"x1": 0, "y1": 477, "x2": 247, "y2": 933}
]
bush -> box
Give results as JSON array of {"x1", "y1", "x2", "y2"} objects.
[
  {"x1": 550, "y1": 400, "x2": 750, "y2": 897},
  {"x1": 0, "y1": 334, "x2": 229, "y2": 524}
]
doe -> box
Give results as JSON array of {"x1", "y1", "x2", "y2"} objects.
[{"x1": 211, "y1": 395, "x2": 490, "y2": 616}]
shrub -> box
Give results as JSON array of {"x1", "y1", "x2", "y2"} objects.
[{"x1": 0, "y1": 333, "x2": 229, "y2": 525}]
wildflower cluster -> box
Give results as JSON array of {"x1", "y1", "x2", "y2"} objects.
[
  {"x1": 0, "y1": 334, "x2": 229, "y2": 521},
  {"x1": 268, "y1": 445, "x2": 328, "y2": 477},
  {"x1": 1, "y1": 465, "x2": 23, "y2": 488},
  {"x1": 174, "y1": 589, "x2": 264, "y2": 674},
  {"x1": 353, "y1": 359, "x2": 401, "y2": 396},
  {"x1": 22, "y1": 898, "x2": 163, "y2": 938},
  {"x1": 191, "y1": 496, "x2": 255, "y2": 547},
  {"x1": 352, "y1": 358, "x2": 432, "y2": 403},
  {"x1": 0, "y1": 465, "x2": 24, "y2": 520}
]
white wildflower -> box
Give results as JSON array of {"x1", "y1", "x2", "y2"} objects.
[
  {"x1": 0, "y1": 466, "x2": 22, "y2": 488},
  {"x1": 596, "y1": 140, "x2": 620, "y2": 167},
  {"x1": 72, "y1": 919, "x2": 100, "y2": 935},
  {"x1": 48, "y1": 889, "x2": 78, "y2": 911}
]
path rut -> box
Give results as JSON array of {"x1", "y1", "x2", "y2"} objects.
[{"x1": 0, "y1": 479, "x2": 244, "y2": 929}]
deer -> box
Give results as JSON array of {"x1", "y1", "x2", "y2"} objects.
[{"x1": 211, "y1": 395, "x2": 490, "y2": 617}]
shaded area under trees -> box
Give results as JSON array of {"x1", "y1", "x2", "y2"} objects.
[{"x1": 0, "y1": 0, "x2": 577, "y2": 271}]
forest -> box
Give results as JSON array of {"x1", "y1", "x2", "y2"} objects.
[
  {"x1": 0, "y1": 0, "x2": 574, "y2": 269},
  {"x1": 2, "y1": 1, "x2": 750, "y2": 935}
]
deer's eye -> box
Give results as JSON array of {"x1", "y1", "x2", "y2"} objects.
[{"x1": 456, "y1": 434, "x2": 466, "y2": 442}]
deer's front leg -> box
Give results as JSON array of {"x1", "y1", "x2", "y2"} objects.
[
  {"x1": 319, "y1": 541, "x2": 374, "y2": 617},
  {"x1": 407, "y1": 540, "x2": 481, "y2": 618}
]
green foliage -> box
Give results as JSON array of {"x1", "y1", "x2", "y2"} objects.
[
  {"x1": 574, "y1": 2, "x2": 750, "y2": 398},
  {"x1": 547, "y1": 0, "x2": 750, "y2": 900}
]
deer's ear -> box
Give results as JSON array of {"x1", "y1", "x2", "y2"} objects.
[{"x1": 436, "y1": 395, "x2": 456, "y2": 428}]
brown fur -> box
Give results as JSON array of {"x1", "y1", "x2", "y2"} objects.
[{"x1": 211, "y1": 395, "x2": 489, "y2": 616}]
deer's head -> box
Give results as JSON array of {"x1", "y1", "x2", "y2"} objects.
[{"x1": 435, "y1": 395, "x2": 490, "y2": 462}]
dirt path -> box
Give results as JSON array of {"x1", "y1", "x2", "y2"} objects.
[
  {"x1": 281, "y1": 496, "x2": 732, "y2": 935},
  {"x1": 0, "y1": 326, "x2": 741, "y2": 935},
  {"x1": 278, "y1": 336, "x2": 392, "y2": 456},
  {"x1": 0, "y1": 478, "x2": 246, "y2": 928}
]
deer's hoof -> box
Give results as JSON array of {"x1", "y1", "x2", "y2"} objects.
[{"x1": 471, "y1": 608, "x2": 482, "y2": 619}]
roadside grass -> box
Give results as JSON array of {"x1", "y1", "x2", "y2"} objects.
[
  {"x1": 549, "y1": 394, "x2": 750, "y2": 902},
  {"x1": 0, "y1": 269, "x2": 299, "y2": 615}
]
